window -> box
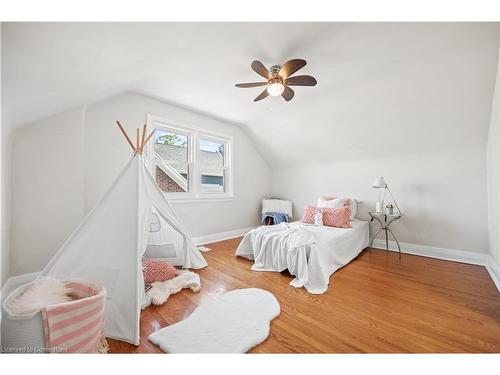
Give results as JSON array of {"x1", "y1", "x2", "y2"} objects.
[
  {"x1": 153, "y1": 128, "x2": 190, "y2": 193},
  {"x1": 199, "y1": 137, "x2": 226, "y2": 193},
  {"x1": 147, "y1": 115, "x2": 233, "y2": 201}
]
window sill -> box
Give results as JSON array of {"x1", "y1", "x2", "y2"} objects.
[{"x1": 166, "y1": 195, "x2": 235, "y2": 203}]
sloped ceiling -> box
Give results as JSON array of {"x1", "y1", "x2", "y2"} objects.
[{"x1": 2, "y1": 22, "x2": 499, "y2": 166}]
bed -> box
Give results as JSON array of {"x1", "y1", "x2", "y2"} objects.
[{"x1": 235, "y1": 221, "x2": 369, "y2": 294}]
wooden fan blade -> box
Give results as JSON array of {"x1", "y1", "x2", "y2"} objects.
[
  {"x1": 251, "y1": 60, "x2": 272, "y2": 80},
  {"x1": 282, "y1": 86, "x2": 295, "y2": 102},
  {"x1": 279, "y1": 59, "x2": 307, "y2": 79},
  {"x1": 285, "y1": 75, "x2": 318, "y2": 86},
  {"x1": 254, "y1": 88, "x2": 270, "y2": 102},
  {"x1": 235, "y1": 82, "x2": 268, "y2": 88}
]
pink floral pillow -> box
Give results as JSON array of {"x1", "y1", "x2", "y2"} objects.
[
  {"x1": 301, "y1": 205, "x2": 319, "y2": 224},
  {"x1": 322, "y1": 206, "x2": 351, "y2": 228},
  {"x1": 143, "y1": 259, "x2": 180, "y2": 284}
]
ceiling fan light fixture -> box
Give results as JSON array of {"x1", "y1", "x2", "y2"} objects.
[
  {"x1": 236, "y1": 59, "x2": 316, "y2": 102},
  {"x1": 267, "y1": 81, "x2": 285, "y2": 96}
]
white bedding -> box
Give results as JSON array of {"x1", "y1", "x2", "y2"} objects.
[{"x1": 235, "y1": 221, "x2": 369, "y2": 294}]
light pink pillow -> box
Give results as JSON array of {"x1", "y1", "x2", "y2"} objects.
[
  {"x1": 322, "y1": 206, "x2": 351, "y2": 228},
  {"x1": 143, "y1": 259, "x2": 180, "y2": 284},
  {"x1": 301, "y1": 205, "x2": 318, "y2": 224},
  {"x1": 318, "y1": 196, "x2": 356, "y2": 220}
]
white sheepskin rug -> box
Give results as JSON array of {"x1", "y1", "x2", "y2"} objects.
[
  {"x1": 143, "y1": 271, "x2": 201, "y2": 308},
  {"x1": 148, "y1": 288, "x2": 280, "y2": 353},
  {"x1": 5, "y1": 277, "x2": 71, "y2": 315}
]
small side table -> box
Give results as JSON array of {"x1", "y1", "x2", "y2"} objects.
[{"x1": 369, "y1": 212, "x2": 404, "y2": 258}]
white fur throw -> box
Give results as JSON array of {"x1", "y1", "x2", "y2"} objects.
[
  {"x1": 143, "y1": 271, "x2": 201, "y2": 308},
  {"x1": 5, "y1": 277, "x2": 71, "y2": 315}
]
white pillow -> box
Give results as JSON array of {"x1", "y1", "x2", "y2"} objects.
[
  {"x1": 317, "y1": 197, "x2": 345, "y2": 209},
  {"x1": 317, "y1": 196, "x2": 358, "y2": 220},
  {"x1": 346, "y1": 198, "x2": 358, "y2": 220}
]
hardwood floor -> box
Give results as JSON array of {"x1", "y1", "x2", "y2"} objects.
[{"x1": 108, "y1": 238, "x2": 500, "y2": 353}]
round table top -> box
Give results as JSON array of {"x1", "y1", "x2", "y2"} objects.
[{"x1": 369, "y1": 211, "x2": 404, "y2": 217}]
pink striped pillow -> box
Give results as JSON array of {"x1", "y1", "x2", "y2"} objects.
[
  {"x1": 301, "y1": 205, "x2": 318, "y2": 224},
  {"x1": 322, "y1": 206, "x2": 351, "y2": 228}
]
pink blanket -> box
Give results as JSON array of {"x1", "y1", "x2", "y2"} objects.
[{"x1": 41, "y1": 280, "x2": 108, "y2": 353}]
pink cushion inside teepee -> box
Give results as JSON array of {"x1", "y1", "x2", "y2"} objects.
[{"x1": 143, "y1": 259, "x2": 180, "y2": 283}]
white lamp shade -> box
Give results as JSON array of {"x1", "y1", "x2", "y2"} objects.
[{"x1": 372, "y1": 176, "x2": 386, "y2": 189}]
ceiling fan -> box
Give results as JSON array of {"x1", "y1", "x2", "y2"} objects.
[{"x1": 235, "y1": 59, "x2": 317, "y2": 102}]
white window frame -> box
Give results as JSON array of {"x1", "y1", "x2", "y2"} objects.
[{"x1": 146, "y1": 114, "x2": 234, "y2": 202}]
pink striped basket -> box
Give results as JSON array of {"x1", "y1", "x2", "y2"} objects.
[{"x1": 2, "y1": 279, "x2": 108, "y2": 354}]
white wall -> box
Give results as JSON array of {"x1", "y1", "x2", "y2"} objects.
[
  {"x1": 487, "y1": 29, "x2": 500, "y2": 271},
  {"x1": 1, "y1": 127, "x2": 12, "y2": 286},
  {"x1": 10, "y1": 93, "x2": 272, "y2": 276},
  {"x1": 1, "y1": 23, "x2": 14, "y2": 285},
  {"x1": 273, "y1": 147, "x2": 489, "y2": 253},
  {"x1": 0, "y1": 22, "x2": 9, "y2": 285},
  {"x1": 10, "y1": 107, "x2": 86, "y2": 276}
]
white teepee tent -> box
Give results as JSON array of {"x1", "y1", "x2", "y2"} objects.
[{"x1": 39, "y1": 122, "x2": 207, "y2": 345}]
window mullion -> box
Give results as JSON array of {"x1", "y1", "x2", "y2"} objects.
[{"x1": 191, "y1": 131, "x2": 199, "y2": 197}]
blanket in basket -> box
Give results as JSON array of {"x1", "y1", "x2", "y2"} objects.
[{"x1": 41, "y1": 280, "x2": 108, "y2": 353}]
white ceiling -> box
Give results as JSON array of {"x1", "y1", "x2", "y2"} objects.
[{"x1": 2, "y1": 22, "x2": 499, "y2": 166}]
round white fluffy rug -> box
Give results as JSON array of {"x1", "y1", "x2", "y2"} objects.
[{"x1": 148, "y1": 288, "x2": 280, "y2": 353}]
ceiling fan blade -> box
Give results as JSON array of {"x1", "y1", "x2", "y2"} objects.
[
  {"x1": 251, "y1": 60, "x2": 272, "y2": 80},
  {"x1": 282, "y1": 86, "x2": 295, "y2": 102},
  {"x1": 285, "y1": 75, "x2": 318, "y2": 86},
  {"x1": 235, "y1": 82, "x2": 268, "y2": 88},
  {"x1": 254, "y1": 88, "x2": 269, "y2": 102},
  {"x1": 279, "y1": 59, "x2": 307, "y2": 79}
]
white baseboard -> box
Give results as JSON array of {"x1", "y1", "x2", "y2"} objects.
[
  {"x1": 192, "y1": 226, "x2": 257, "y2": 246},
  {"x1": 371, "y1": 238, "x2": 499, "y2": 293},
  {"x1": 485, "y1": 257, "x2": 500, "y2": 293},
  {"x1": 371, "y1": 239, "x2": 489, "y2": 265}
]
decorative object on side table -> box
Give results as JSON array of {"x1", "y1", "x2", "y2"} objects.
[
  {"x1": 370, "y1": 176, "x2": 403, "y2": 258},
  {"x1": 385, "y1": 203, "x2": 394, "y2": 215}
]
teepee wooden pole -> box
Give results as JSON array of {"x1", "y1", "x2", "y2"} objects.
[
  {"x1": 136, "y1": 128, "x2": 140, "y2": 153},
  {"x1": 116, "y1": 121, "x2": 136, "y2": 152},
  {"x1": 143, "y1": 130, "x2": 155, "y2": 147},
  {"x1": 140, "y1": 124, "x2": 147, "y2": 154}
]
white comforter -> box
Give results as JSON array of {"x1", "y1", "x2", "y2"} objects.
[{"x1": 235, "y1": 221, "x2": 369, "y2": 294}]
